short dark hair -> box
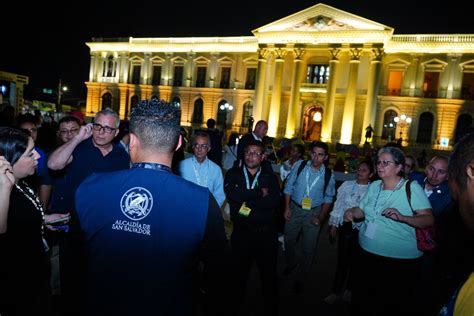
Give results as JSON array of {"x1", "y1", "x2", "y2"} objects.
[
  {"x1": 193, "y1": 131, "x2": 210, "y2": 144},
  {"x1": 59, "y1": 115, "x2": 81, "y2": 126},
  {"x1": 449, "y1": 132, "x2": 474, "y2": 191},
  {"x1": 16, "y1": 113, "x2": 37, "y2": 127},
  {"x1": 309, "y1": 141, "x2": 329, "y2": 155},
  {"x1": 0, "y1": 127, "x2": 30, "y2": 165},
  {"x1": 244, "y1": 140, "x2": 265, "y2": 154},
  {"x1": 130, "y1": 99, "x2": 181, "y2": 153},
  {"x1": 293, "y1": 144, "x2": 305, "y2": 158},
  {"x1": 206, "y1": 118, "x2": 216, "y2": 128}
]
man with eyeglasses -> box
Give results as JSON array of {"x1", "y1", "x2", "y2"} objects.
[
  {"x1": 179, "y1": 131, "x2": 225, "y2": 207},
  {"x1": 282, "y1": 141, "x2": 336, "y2": 293},
  {"x1": 47, "y1": 107, "x2": 129, "y2": 314},
  {"x1": 224, "y1": 140, "x2": 281, "y2": 316}
]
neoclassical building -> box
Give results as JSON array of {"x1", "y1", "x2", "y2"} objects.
[{"x1": 85, "y1": 3, "x2": 474, "y2": 150}]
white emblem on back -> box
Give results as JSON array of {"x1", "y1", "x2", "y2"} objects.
[{"x1": 120, "y1": 187, "x2": 153, "y2": 221}]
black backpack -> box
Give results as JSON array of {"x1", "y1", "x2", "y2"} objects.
[{"x1": 295, "y1": 160, "x2": 332, "y2": 195}]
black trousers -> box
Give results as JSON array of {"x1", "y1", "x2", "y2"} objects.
[
  {"x1": 332, "y1": 222, "x2": 360, "y2": 294},
  {"x1": 230, "y1": 226, "x2": 278, "y2": 316}
]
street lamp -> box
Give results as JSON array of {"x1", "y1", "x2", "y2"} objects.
[
  {"x1": 56, "y1": 79, "x2": 68, "y2": 113},
  {"x1": 393, "y1": 114, "x2": 412, "y2": 143},
  {"x1": 219, "y1": 102, "x2": 234, "y2": 139}
]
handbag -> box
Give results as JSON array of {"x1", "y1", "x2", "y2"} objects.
[{"x1": 405, "y1": 180, "x2": 437, "y2": 252}]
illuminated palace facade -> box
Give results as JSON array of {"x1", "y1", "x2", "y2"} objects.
[{"x1": 85, "y1": 3, "x2": 474, "y2": 150}]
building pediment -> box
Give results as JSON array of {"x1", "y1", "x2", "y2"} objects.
[{"x1": 253, "y1": 3, "x2": 394, "y2": 45}]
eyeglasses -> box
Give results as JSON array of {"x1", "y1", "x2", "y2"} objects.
[
  {"x1": 92, "y1": 123, "x2": 116, "y2": 134},
  {"x1": 59, "y1": 128, "x2": 79, "y2": 136},
  {"x1": 311, "y1": 152, "x2": 326, "y2": 157},
  {"x1": 376, "y1": 160, "x2": 395, "y2": 167},
  {"x1": 193, "y1": 144, "x2": 210, "y2": 150},
  {"x1": 244, "y1": 151, "x2": 263, "y2": 158}
]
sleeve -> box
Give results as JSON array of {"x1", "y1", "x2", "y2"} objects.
[
  {"x1": 283, "y1": 160, "x2": 303, "y2": 196},
  {"x1": 246, "y1": 172, "x2": 281, "y2": 210},
  {"x1": 323, "y1": 171, "x2": 336, "y2": 204},
  {"x1": 410, "y1": 181, "x2": 432, "y2": 211},
  {"x1": 329, "y1": 181, "x2": 350, "y2": 227},
  {"x1": 211, "y1": 167, "x2": 226, "y2": 208}
]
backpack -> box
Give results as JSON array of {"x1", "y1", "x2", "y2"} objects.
[{"x1": 295, "y1": 160, "x2": 332, "y2": 195}]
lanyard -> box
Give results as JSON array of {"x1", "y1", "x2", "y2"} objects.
[
  {"x1": 244, "y1": 166, "x2": 261, "y2": 190},
  {"x1": 132, "y1": 162, "x2": 172, "y2": 173},
  {"x1": 374, "y1": 178, "x2": 405, "y2": 216},
  {"x1": 305, "y1": 163, "x2": 322, "y2": 197},
  {"x1": 192, "y1": 157, "x2": 209, "y2": 187},
  {"x1": 350, "y1": 181, "x2": 368, "y2": 205}
]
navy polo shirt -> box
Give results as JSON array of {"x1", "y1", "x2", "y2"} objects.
[
  {"x1": 76, "y1": 167, "x2": 210, "y2": 316},
  {"x1": 51, "y1": 138, "x2": 129, "y2": 213}
]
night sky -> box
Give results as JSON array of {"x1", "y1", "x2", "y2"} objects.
[{"x1": 2, "y1": 0, "x2": 473, "y2": 102}]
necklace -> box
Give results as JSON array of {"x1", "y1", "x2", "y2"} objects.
[{"x1": 14, "y1": 181, "x2": 46, "y2": 239}]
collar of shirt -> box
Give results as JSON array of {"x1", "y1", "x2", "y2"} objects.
[{"x1": 252, "y1": 132, "x2": 262, "y2": 141}]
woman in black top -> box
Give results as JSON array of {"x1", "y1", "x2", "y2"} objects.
[{"x1": 0, "y1": 127, "x2": 69, "y2": 315}]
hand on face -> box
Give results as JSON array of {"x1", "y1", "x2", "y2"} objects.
[{"x1": 0, "y1": 156, "x2": 15, "y2": 191}]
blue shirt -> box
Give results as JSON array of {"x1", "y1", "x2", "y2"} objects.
[
  {"x1": 179, "y1": 156, "x2": 225, "y2": 207},
  {"x1": 283, "y1": 161, "x2": 335, "y2": 207}
]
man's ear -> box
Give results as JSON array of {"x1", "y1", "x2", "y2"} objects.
[
  {"x1": 129, "y1": 133, "x2": 138, "y2": 151},
  {"x1": 175, "y1": 134, "x2": 183, "y2": 152},
  {"x1": 466, "y1": 162, "x2": 474, "y2": 182}
]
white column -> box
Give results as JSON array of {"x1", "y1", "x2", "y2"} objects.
[
  {"x1": 268, "y1": 48, "x2": 287, "y2": 137},
  {"x1": 286, "y1": 47, "x2": 305, "y2": 138},
  {"x1": 252, "y1": 48, "x2": 269, "y2": 122},
  {"x1": 360, "y1": 48, "x2": 383, "y2": 145},
  {"x1": 164, "y1": 53, "x2": 173, "y2": 86},
  {"x1": 321, "y1": 48, "x2": 340, "y2": 143},
  {"x1": 340, "y1": 47, "x2": 361, "y2": 144},
  {"x1": 142, "y1": 53, "x2": 151, "y2": 85},
  {"x1": 446, "y1": 53, "x2": 462, "y2": 99},
  {"x1": 208, "y1": 53, "x2": 219, "y2": 88},
  {"x1": 89, "y1": 52, "x2": 97, "y2": 82},
  {"x1": 185, "y1": 51, "x2": 195, "y2": 87}
]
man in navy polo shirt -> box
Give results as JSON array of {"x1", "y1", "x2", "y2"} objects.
[
  {"x1": 76, "y1": 99, "x2": 230, "y2": 316},
  {"x1": 47, "y1": 107, "x2": 129, "y2": 314}
]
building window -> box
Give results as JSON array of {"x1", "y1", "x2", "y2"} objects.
[
  {"x1": 245, "y1": 68, "x2": 257, "y2": 89},
  {"x1": 306, "y1": 64, "x2": 330, "y2": 84},
  {"x1": 102, "y1": 92, "x2": 112, "y2": 110},
  {"x1": 173, "y1": 66, "x2": 183, "y2": 86},
  {"x1": 196, "y1": 67, "x2": 207, "y2": 87},
  {"x1": 130, "y1": 95, "x2": 139, "y2": 110},
  {"x1": 131, "y1": 66, "x2": 141, "y2": 85},
  {"x1": 461, "y1": 72, "x2": 474, "y2": 100},
  {"x1": 220, "y1": 67, "x2": 231, "y2": 89},
  {"x1": 241, "y1": 101, "x2": 253, "y2": 127},
  {"x1": 216, "y1": 100, "x2": 229, "y2": 127},
  {"x1": 387, "y1": 71, "x2": 403, "y2": 96},
  {"x1": 105, "y1": 56, "x2": 116, "y2": 77},
  {"x1": 192, "y1": 98, "x2": 204, "y2": 124},
  {"x1": 381, "y1": 110, "x2": 398, "y2": 140},
  {"x1": 454, "y1": 114, "x2": 473, "y2": 144},
  {"x1": 152, "y1": 66, "x2": 162, "y2": 86},
  {"x1": 422, "y1": 72, "x2": 439, "y2": 98},
  {"x1": 416, "y1": 112, "x2": 434, "y2": 144}
]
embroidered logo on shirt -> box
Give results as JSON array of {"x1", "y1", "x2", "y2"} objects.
[{"x1": 120, "y1": 187, "x2": 153, "y2": 221}]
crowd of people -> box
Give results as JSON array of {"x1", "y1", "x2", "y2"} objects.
[{"x1": 0, "y1": 100, "x2": 472, "y2": 316}]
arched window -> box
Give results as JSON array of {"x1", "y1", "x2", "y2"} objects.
[
  {"x1": 241, "y1": 101, "x2": 253, "y2": 128},
  {"x1": 217, "y1": 100, "x2": 229, "y2": 127},
  {"x1": 416, "y1": 112, "x2": 434, "y2": 144},
  {"x1": 454, "y1": 114, "x2": 473, "y2": 144},
  {"x1": 102, "y1": 93, "x2": 112, "y2": 110},
  {"x1": 381, "y1": 110, "x2": 398, "y2": 140},
  {"x1": 192, "y1": 98, "x2": 204, "y2": 124}
]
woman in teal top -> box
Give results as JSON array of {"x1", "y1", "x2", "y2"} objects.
[{"x1": 344, "y1": 147, "x2": 434, "y2": 316}]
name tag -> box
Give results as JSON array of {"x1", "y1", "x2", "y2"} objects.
[
  {"x1": 301, "y1": 197, "x2": 312, "y2": 210},
  {"x1": 364, "y1": 221, "x2": 376, "y2": 239},
  {"x1": 239, "y1": 203, "x2": 251, "y2": 217}
]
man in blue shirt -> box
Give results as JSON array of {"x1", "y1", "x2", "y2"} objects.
[
  {"x1": 76, "y1": 99, "x2": 230, "y2": 316},
  {"x1": 282, "y1": 141, "x2": 335, "y2": 292},
  {"x1": 179, "y1": 131, "x2": 225, "y2": 207}
]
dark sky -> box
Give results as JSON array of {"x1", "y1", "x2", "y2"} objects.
[{"x1": 2, "y1": 0, "x2": 473, "y2": 101}]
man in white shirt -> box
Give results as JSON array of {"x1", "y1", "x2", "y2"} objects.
[{"x1": 179, "y1": 131, "x2": 225, "y2": 207}]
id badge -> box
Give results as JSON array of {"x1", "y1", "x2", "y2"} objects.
[
  {"x1": 301, "y1": 197, "x2": 312, "y2": 210},
  {"x1": 364, "y1": 221, "x2": 376, "y2": 239},
  {"x1": 239, "y1": 203, "x2": 251, "y2": 217}
]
